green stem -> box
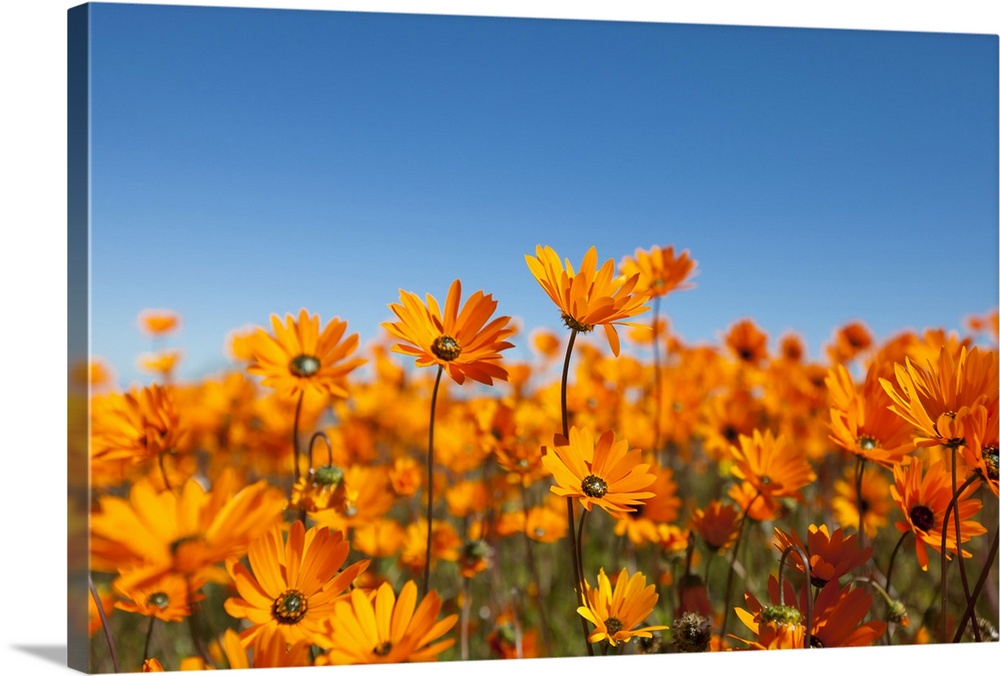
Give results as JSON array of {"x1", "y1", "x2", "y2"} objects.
[
  {"x1": 719, "y1": 491, "x2": 761, "y2": 642},
  {"x1": 88, "y1": 576, "x2": 119, "y2": 673},
  {"x1": 142, "y1": 616, "x2": 155, "y2": 662},
  {"x1": 940, "y1": 465, "x2": 981, "y2": 642},
  {"x1": 855, "y1": 455, "x2": 866, "y2": 548},
  {"x1": 423, "y1": 365, "x2": 445, "y2": 597},
  {"x1": 953, "y1": 524, "x2": 999, "y2": 642},
  {"x1": 777, "y1": 544, "x2": 813, "y2": 648}
]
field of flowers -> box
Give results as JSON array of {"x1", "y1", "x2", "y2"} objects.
[{"x1": 70, "y1": 244, "x2": 998, "y2": 672}]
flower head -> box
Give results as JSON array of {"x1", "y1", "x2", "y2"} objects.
[
  {"x1": 619, "y1": 245, "x2": 697, "y2": 299},
  {"x1": 224, "y1": 520, "x2": 369, "y2": 649},
  {"x1": 728, "y1": 429, "x2": 816, "y2": 503},
  {"x1": 382, "y1": 279, "x2": 515, "y2": 385},
  {"x1": 577, "y1": 567, "x2": 668, "y2": 646},
  {"x1": 772, "y1": 524, "x2": 872, "y2": 588},
  {"x1": 526, "y1": 244, "x2": 650, "y2": 356},
  {"x1": 247, "y1": 309, "x2": 365, "y2": 399},
  {"x1": 542, "y1": 427, "x2": 656, "y2": 515},
  {"x1": 320, "y1": 580, "x2": 458, "y2": 664}
]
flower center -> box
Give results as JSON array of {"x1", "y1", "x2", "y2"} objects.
[
  {"x1": 272, "y1": 590, "x2": 308, "y2": 625},
  {"x1": 810, "y1": 635, "x2": 825, "y2": 648},
  {"x1": 581, "y1": 474, "x2": 608, "y2": 498},
  {"x1": 909, "y1": 504, "x2": 935, "y2": 532},
  {"x1": 561, "y1": 313, "x2": 593, "y2": 333},
  {"x1": 858, "y1": 435, "x2": 878, "y2": 451},
  {"x1": 148, "y1": 592, "x2": 169, "y2": 609},
  {"x1": 313, "y1": 464, "x2": 344, "y2": 487},
  {"x1": 289, "y1": 354, "x2": 321, "y2": 377},
  {"x1": 372, "y1": 641, "x2": 393, "y2": 657},
  {"x1": 431, "y1": 335, "x2": 462, "y2": 361},
  {"x1": 604, "y1": 617, "x2": 623, "y2": 635},
  {"x1": 738, "y1": 348, "x2": 754, "y2": 362},
  {"x1": 761, "y1": 604, "x2": 802, "y2": 626}
]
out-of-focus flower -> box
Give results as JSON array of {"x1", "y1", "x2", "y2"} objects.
[
  {"x1": 139, "y1": 309, "x2": 180, "y2": 337},
  {"x1": 619, "y1": 244, "x2": 697, "y2": 299},
  {"x1": 772, "y1": 524, "x2": 872, "y2": 588}
]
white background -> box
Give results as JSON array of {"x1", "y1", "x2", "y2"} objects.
[{"x1": 1, "y1": 1, "x2": 997, "y2": 674}]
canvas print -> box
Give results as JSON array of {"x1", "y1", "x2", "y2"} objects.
[{"x1": 67, "y1": 2, "x2": 999, "y2": 673}]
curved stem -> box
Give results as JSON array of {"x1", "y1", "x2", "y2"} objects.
[
  {"x1": 560, "y1": 330, "x2": 578, "y2": 440},
  {"x1": 291, "y1": 391, "x2": 304, "y2": 489},
  {"x1": 954, "y1": 525, "x2": 999, "y2": 642},
  {"x1": 88, "y1": 576, "x2": 119, "y2": 673},
  {"x1": 576, "y1": 508, "x2": 589, "y2": 593},
  {"x1": 884, "y1": 530, "x2": 910, "y2": 599},
  {"x1": 939, "y1": 466, "x2": 980, "y2": 642},
  {"x1": 309, "y1": 431, "x2": 333, "y2": 467},
  {"x1": 777, "y1": 544, "x2": 813, "y2": 648},
  {"x1": 423, "y1": 365, "x2": 445, "y2": 597},
  {"x1": 719, "y1": 491, "x2": 761, "y2": 641}
]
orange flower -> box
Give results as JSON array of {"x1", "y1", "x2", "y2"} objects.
[
  {"x1": 831, "y1": 467, "x2": 894, "y2": 539},
  {"x1": 113, "y1": 573, "x2": 202, "y2": 622},
  {"x1": 224, "y1": 520, "x2": 369, "y2": 648},
  {"x1": 890, "y1": 456, "x2": 987, "y2": 571},
  {"x1": 880, "y1": 345, "x2": 998, "y2": 447},
  {"x1": 247, "y1": 309, "x2": 365, "y2": 399},
  {"x1": 962, "y1": 403, "x2": 999, "y2": 498},
  {"x1": 728, "y1": 429, "x2": 816, "y2": 502},
  {"x1": 320, "y1": 580, "x2": 458, "y2": 664},
  {"x1": 577, "y1": 567, "x2": 669, "y2": 646},
  {"x1": 525, "y1": 244, "x2": 650, "y2": 356},
  {"x1": 542, "y1": 427, "x2": 656, "y2": 515},
  {"x1": 826, "y1": 361, "x2": 916, "y2": 469},
  {"x1": 690, "y1": 500, "x2": 741, "y2": 552},
  {"x1": 137, "y1": 349, "x2": 183, "y2": 378},
  {"x1": 619, "y1": 245, "x2": 697, "y2": 298},
  {"x1": 772, "y1": 524, "x2": 872, "y2": 588},
  {"x1": 382, "y1": 278, "x2": 516, "y2": 385},
  {"x1": 825, "y1": 321, "x2": 874, "y2": 364},
  {"x1": 91, "y1": 384, "x2": 185, "y2": 466},
  {"x1": 138, "y1": 309, "x2": 180, "y2": 337},
  {"x1": 724, "y1": 319, "x2": 768, "y2": 366}
]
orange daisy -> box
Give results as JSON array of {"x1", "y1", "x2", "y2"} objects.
[
  {"x1": 525, "y1": 244, "x2": 651, "y2": 356},
  {"x1": 319, "y1": 580, "x2": 458, "y2": 664},
  {"x1": 577, "y1": 567, "x2": 669, "y2": 646},
  {"x1": 724, "y1": 319, "x2": 768, "y2": 367},
  {"x1": 880, "y1": 345, "x2": 998, "y2": 447},
  {"x1": 91, "y1": 384, "x2": 185, "y2": 466},
  {"x1": 247, "y1": 309, "x2": 366, "y2": 399},
  {"x1": 224, "y1": 520, "x2": 369, "y2": 649},
  {"x1": 542, "y1": 427, "x2": 656, "y2": 515},
  {"x1": 619, "y1": 244, "x2": 697, "y2": 298},
  {"x1": 382, "y1": 278, "x2": 516, "y2": 385},
  {"x1": 728, "y1": 429, "x2": 816, "y2": 503},
  {"x1": 772, "y1": 524, "x2": 872, "y2": 588},
  {"x1": 689, "y1": 499, "x2": 741, "y2": 552},
  {"x1": 138, "y1": 309, "x2": 180, "y2": 337},
  {"x1": 962, "y1": 403, "x2": 999, "y2": 498},
  {"x1": 889, "y1": 456, "x2": 987, "y2": 571}
]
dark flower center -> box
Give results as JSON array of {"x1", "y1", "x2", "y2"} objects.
[
  {"x1": 604, "y1": 617, "x2": 623, "y2": 635},
  {"x1": 909, "y1": 504, "x2": 935, "y2": 532},
  {"x1": 722, "y1": 425, "x2": 739, "y2": 442},
  {"x1": 673, "y1": 612, "x2": 711, "y2": 653},
  {"x1": 561, "y1": 313, "x2": 594, "y2": 333},
  {"x1": 431, "y1": 335, "x2": 462, "y2": 361},
  {"x1": 148, "y1": 592, "x2": 169, "y2": 609},
  {"x1": 810, "y1": 635, "x2": 825, "y2": 648},
  {"x1": 738, "y1": 348, "x2": 754, "y2": 362},
  {"x1": 581, "y1": 474, "x2": 608, "y2": 498},
  {"x1": 290, "y1": 354, "x2": 321, "y2": 378},
  {"x1": 858, "y1": 435, "x2": 878, "y2": 452},
  {"x1": 372, "y1": 641, "x2": 393, "y2": 657},
  {"x1": 272, "y1": 590, "x2": 308, "y2": 624}
]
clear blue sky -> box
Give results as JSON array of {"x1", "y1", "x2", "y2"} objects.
[{"x1": 86, "y1": 3, "x2": 999, "y2": 388}]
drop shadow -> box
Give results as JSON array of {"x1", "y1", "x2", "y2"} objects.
[{"x1": 11, "y1": 645, "x2": 66, "y2": 667}]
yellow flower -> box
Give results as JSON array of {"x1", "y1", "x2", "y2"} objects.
[
  {"x1": 320, "y1": 580, "x2": 458, "y2": 664},
  {"x1": 578, "y1": 568, "x2": 668, "y2": 646}
]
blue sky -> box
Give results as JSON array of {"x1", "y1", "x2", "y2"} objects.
[{"x1": 86, "y1": 3, "x2": 999, "y2": 388}]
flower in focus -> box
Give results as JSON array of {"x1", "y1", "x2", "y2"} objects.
[
  {"x1": 382, "y1": 278, "x2": 516, "y2": 385},
  {"x1": 224, "y1": 520, "x2": 369, "y2": 648},
  {"x1": 880, "y1": 346, "x2": 998, "y2": 447},
  {"x1": 320, "y1": 580, "x2": 458, "y2": 664},
  {"x1": 577, "y1": 567, "x2": 668, "y2": 646},
  {"x1": 961, "y1": 403, "x2": 999, "y2": 498},
  {"x1": 772, "y1": 524, "x2": 872, "y2": 588},
  {"x1": 890, "y1": 456, "x2": 987, "y2": 571},
  {"x1": 619, "y1": 245, "x2": 697, "y2": 298},
  {"x1": 247, "y1": 309, "x2": 366, "y2": 399},
  {"x1": 525, "y1": 244, "x2": 651, "y2": 356},
  {"x1": 542, "y1": 427, "x2": 656, "y2": 515}
]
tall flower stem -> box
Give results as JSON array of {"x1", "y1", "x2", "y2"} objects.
[
  {"x1": 939, "y1": 466, "x2": 981, "y2": 642},
  {"x1": 291, "y1": 391, "x2": 304, "y2": 489},
  {"x1": 460, "y1": 576, "x2": 472, "y2": 660},
  {"x1": 883, "y1": 530, "x2": 910, "y2": 646},
  {"x1": 519, "y1": 482, "x2": 551, "y2": 648},
  {"x1": 719, "y1": 492, "x2": 761, "y2": 641},
  {"x1": 89, "y1": 576, "x2": 119, "y2": 673},
  {"x1": 423, "y1": 364, "x2": 445, "y2": 597},
  {"x1": 650, "y1": 296, "x2": 663, "y2": 461},
  {"x1": 557, "y1": 329, "x2": 593, "y2": 656},
  {"x1": 142, "y1": 616, "x2": 156, "y2": 662},
  {"x1": 953, "y1": 525, "x2": 999, "y2": 642}
]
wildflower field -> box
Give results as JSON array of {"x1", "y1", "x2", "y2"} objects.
[{"x1": 70, "y1": 244, "x2": 999, "y2": 672}]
